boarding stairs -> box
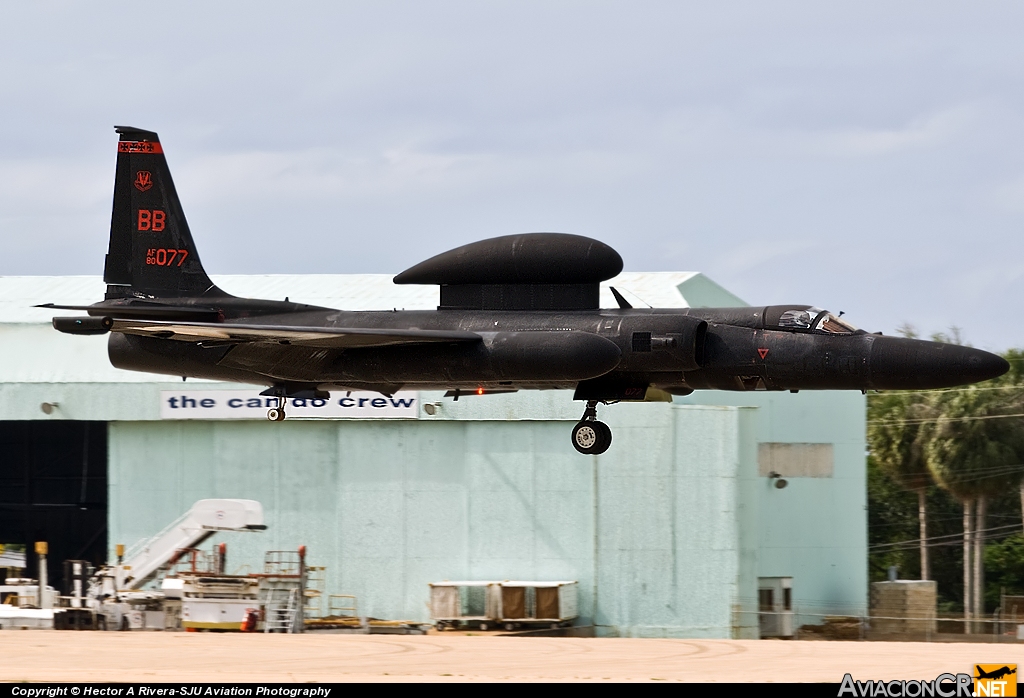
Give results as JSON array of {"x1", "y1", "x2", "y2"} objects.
[
  {"x1": 255, "y1": 550, "x2": 307, "y2": 633},
  {"x1": 120, "y1": 499, "x2": 265, "y2": 589},
  {"x1": 260, "y1": 585, "x2": 299, "y2": 633}
]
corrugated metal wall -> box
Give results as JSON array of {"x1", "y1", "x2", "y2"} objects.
[
  {"x1": 108, "y1": 402, "x2": 759, "y2": 638},
  {"x1": 1, "y1": 274, "x2": 867, "y2": 637}
]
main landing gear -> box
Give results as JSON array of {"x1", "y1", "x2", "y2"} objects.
[
  {"x1": 571, "y1": 400, "x2": 612, "y2": 455},
  {"x1": 267, "y1": 398, "x2": 286, "y2": 422}
]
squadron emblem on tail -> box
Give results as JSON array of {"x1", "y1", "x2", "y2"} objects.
[{"x1": 133, "y1": 170, "x2": 153, "y2": 192}]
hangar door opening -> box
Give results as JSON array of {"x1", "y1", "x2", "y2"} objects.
[{"x1": 0, "y1": 421, "x2": 107, "y2": 591}]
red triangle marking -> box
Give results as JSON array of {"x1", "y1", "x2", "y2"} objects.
[{"x1": 757, "y1": 348, "x2": 769, "y2": 359}]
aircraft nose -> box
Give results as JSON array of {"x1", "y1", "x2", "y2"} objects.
[
  {"x1": 971, "y1": 348, "x2": 1012, "y2": 383},
  {"x1": 869, "y1": 336, "x2": 1009, "y2": 390}
]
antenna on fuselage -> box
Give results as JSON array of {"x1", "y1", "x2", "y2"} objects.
[{"x1": 609, "y1": 287, "x2": 632, "y2": 309}]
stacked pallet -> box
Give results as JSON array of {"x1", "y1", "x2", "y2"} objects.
[
  {"x1": 798, "y1": 616, "x2": 861, "y2": 640},
  {"x1": 870, "y1": 580, "x2": 937, "y2": 634}
]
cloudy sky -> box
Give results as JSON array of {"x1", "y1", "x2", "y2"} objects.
[{"x1": 2, "y1": 2, "x2": 1023, "y2": 349}]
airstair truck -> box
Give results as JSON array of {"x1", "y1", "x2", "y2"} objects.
[{"x1": 90, "y1": 499, "x2": 265, "y2": 630}]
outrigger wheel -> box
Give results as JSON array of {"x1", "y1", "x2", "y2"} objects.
[
  {"x1": 571, "y1": 400, "x2": 612, "y2": 455},
  {"x1": 267, "y1": 397, "x2": 287, "y2": 422}
]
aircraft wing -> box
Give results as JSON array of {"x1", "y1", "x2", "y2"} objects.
[{"x1": 110, "y1": 319, "x2": 482, "y2": 348}]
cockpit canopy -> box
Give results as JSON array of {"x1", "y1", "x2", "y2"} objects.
[{"x1": 766, "y1": 305, "x2": 859, "y2": 335}]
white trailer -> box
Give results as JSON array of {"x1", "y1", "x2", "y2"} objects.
[
  {"x1": 496, "y1": 581, "x2": 578, "y2": 630},
  {"x1": 429, "y1": 581, "x2": 501, "y2": 630},
  {"x1": 430, "y1": 580, "x2": 579, "y2": 631}
]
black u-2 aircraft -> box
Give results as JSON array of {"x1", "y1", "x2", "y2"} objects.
[{"x1": 44, "y1": 127, "x2": 1009, "y2": 454}]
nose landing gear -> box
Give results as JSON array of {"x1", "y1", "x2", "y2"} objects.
[{"x1": 571, "y1": 400, "x2": 612, "y2": 455}]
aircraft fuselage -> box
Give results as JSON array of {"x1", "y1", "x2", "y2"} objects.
[{"x1": 106, "y1": 303, "x2": 1006, "y2": 397}]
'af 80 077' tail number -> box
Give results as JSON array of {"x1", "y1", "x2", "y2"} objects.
[{"x1": 146, "y1": 248, "x2": 189, "y2": 266}]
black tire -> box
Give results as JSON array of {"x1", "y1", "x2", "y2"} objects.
[
  {"x1": 593, "y1": 421, "x2": 612, "y2": 454},
  {"x1": 571, "y1": 422, "x2": 600, "y2": 454},
  {"x1": 571, "y1": 421, "x2": 612, "y2": 454},
  {"x1": 267, "y1": 407, "x2": 285, "y2": 422}
]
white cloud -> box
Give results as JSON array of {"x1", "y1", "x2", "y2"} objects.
[
  {"x1": 0, "y1": 159, "x2": 108, "y2": 211},
  {"x1": 708, "y1": 237, "x2": 819, "y2": 279},
  {"x1": 175, "y1": 143, "x2": 648, "y2": 206},
  {"x1": 806, "y1": 105, "x2": 978, "y2": 157},
  {"x1": 989, "y1": 174, "x2": 1024, "y2": 213},
  {"x1": 639, "y1": 103, "x2": 980, "y2": 164}
]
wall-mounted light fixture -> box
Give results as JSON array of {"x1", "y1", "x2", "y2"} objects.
[{"x1": 767, "y1": 470, "x2": 788, "y2": 489}]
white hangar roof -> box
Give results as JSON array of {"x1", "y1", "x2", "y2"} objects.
[{"x1": 0, "y1": 272, "x2": 745, "y2": 324}]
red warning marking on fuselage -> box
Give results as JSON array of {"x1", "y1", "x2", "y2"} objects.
[
  {"x1": 134, "y1": 171, "x2": 153, "y2": 191},
  {"x1": 118, "y1": 141, "x2": 163, "y2": 154},
  {"x1": 757, "y1": 348, "x2": 769, "y2": 359}
]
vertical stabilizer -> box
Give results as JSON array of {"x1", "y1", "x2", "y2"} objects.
[{"x1": 104, "y1": 126, "x2": 227, "y2": 299}]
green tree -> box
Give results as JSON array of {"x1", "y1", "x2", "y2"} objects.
[
  {"x1": 1006, "y1": 350, "x2": 1024, "y2": 537},
  {"x1": 868, "y1": 391, "x2": 936, "y2": 579},
  {"x1": 925, "y1": 383, "x2": 1024, "y2": 631},
  {"x1": 866, "y1": 323, "x2": 960, "y2": 583},
  {"x1": 984, "y1": 533, "x2": 1024, "y2": 611},
  {"x1": 868, "y1": 457, "x2": 974, "y2": 610},
  {"x1": 868, "y1": 338, "x2": 1024, "y2": 629}
]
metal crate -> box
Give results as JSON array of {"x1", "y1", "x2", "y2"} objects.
[
  {"x1": 429, "y1": 580, "x2": 578, "y2": 631},
  {"x1": 429, "y1": 581, "x2": 501, "y2": 630}
]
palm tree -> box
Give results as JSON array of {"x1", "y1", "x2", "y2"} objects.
[
  {"x1": 925, "y1": 384, "x2": 1024, "y2": 633},
  {"x1": 999, "y1": 349, "x2": 1024, "y2": 534},
  {"x1": 868, "y1": 391, "x2": 936, "y2": 580}
]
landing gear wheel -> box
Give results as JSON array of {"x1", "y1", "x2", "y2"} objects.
[
  {"x1": 571, "y1": 420, "x2": 612, "y2": 455},
  {"x1": 267, "y1": 407, "x2": 286, "y2": 422},
  {"x1": 572, "y1": 422, "x2": 599, "y2": 452},
  {"x1": 595, "y1": 421, "x2": 612, "y2": 452}
]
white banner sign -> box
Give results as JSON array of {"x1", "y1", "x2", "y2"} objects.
[{"x1": 160, "y1": 390, "x2": 418, "y2": 420}]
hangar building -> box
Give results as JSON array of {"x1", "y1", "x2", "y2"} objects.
[{"x1": 0, "y1": 271, "x2": 866, "y2": 638}]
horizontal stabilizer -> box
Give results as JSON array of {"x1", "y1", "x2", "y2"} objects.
[
  {"x1": 110, "y1": 319, "x2": 482, "y2": 349},
  {"x1": 444, "y1": 388, "x2": 519, "y2": 398},
  {"x1": 38, "y1": 302, "x2": 221, "y2": 321}
]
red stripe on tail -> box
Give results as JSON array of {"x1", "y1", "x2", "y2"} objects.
[{"x1": 118, "y1": 141, "x2": 163, "y2": 154}]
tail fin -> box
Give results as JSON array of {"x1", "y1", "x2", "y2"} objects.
[{"x1": 103, "y1": 126, "x2": 228, "y2": 299}]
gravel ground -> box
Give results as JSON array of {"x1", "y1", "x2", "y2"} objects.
[{"x1": 1, "y1": 632, "x2": 1021, "y2": 683}]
